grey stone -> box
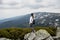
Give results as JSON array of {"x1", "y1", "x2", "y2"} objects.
[
  {"x1": 24, "y1": 32, "x2": 36, "y2": 40},
  {"x1": 0, "y1": 38, "x2": 11, "y2": 40},
  {"x1": 24, "y1": 29, "x2": 53, "y2": 40}
]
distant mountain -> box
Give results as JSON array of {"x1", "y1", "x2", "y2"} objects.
[
  {"x1": 0, "y1": 15, "x2": 23, "y2": 24},
  {"x1": 0, "y1": 14, "x2": 30, "y2": 28},
  {"x1": 0, "y1": 12, "x2": 60, "y2": 28}
]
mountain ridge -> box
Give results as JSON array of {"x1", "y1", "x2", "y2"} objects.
[{"x1": 0, "y1": 12, "x2": 60, "y2": 28}]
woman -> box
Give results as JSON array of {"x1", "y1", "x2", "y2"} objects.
[
  {"x1": 29, "y1": 13, "x2": 35, "y2": 32},
  {"x1": 24, "y1": 13, "x2": 35, "y2": 40}
]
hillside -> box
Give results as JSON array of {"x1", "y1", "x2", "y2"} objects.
[
  {"x1": 0, "y1": 12, "x2": 60, "y2": 28},
  {"x1": 0, "y1": 27, "x2": 56, "y2": 40}
]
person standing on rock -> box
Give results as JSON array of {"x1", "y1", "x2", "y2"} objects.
[{"x1": 29, "y1": 13, "x2": 35, "y2": 32}]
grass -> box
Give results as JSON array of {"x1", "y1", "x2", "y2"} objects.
[{"x1": 0, "y1": 26, "x2": 56, "y2": 40}]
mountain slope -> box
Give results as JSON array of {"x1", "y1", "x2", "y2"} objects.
[{"x1": 0, "y1": 12, "x2": 60, "y2": 28}]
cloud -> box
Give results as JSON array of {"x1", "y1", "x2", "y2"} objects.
[
  {"x1": 20, "y1": 0, "x2": 60, "y2": 9},
  {"x1": 0, "y1": 0, "x2": 60, "y2": 20},
  {"x1": 35, "y1": 0, "x2": 42, "y2": 2},
  {"x1": 1, "y1": 0, "x2": 60, "y2": 9}
]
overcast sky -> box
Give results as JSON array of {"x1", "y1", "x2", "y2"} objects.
[{"x1": 0, "y1": 0, "x2": 60, "y2": 20}]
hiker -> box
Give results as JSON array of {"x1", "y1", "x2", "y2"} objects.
[{"x1": 29, "y1": 13, "x2": 35, "y2": 32}]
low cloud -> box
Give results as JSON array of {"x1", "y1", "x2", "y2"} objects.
[
  {"x1": 1, "y1": 0, "x2": 60, "y2": 9},
  {"x1": 0, "y1": 0, "x2": 60, "y2": 19},
  {"x1": 19, "y1": 0, "x2": 60, "y2": 9}
]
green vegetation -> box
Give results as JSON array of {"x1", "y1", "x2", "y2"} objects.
[{"x1": 0, "y1": 27, "x2": 56, "y2": 40}]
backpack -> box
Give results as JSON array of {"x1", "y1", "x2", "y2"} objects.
[{"x1": 33, "y1": 20, "x2": 35, "y2": 24}]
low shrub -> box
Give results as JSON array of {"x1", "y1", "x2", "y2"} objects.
[{"x1": 0, "y1": 27, "x2": 56, "y2": 40}]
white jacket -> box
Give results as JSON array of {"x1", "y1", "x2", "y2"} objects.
[{"x1": 29, "y1": 16, "x2": 34, "y2": 24}]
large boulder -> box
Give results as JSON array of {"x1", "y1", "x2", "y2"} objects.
[
  {"x1": 24, "y1": 29, "x2": 53, "y2": 40},
  {"x1": 24, "y1": 32, "x2": 36, "y2": 40},
  {"x1": 35, "y1": 29, "x2": 53, "y2": 40},
  {"x1": 56, "y1": 27, "x2": 60, "y2": 37}
]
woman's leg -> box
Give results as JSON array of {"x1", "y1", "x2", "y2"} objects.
[{"x1": 30, "y1": 23, "x2": 35, "y2": 32}]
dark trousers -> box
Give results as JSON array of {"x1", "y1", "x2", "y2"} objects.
[
  {"x1": 30, "y1": 23, "x2": 35, "y2": 32},
  {"x1": 30, "y1": 23, "x2": 33, "y2": 27}
]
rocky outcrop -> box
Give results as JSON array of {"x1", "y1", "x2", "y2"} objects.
[
  {"x1": 0, "y1": 38, "x2": 11, "y2": 40},
  {"x1": 24, "y1": 29, "x2": 53, "y2": 40},
  {"x1": 53, "y1": 27, "x2": 60, "y2": 40}
]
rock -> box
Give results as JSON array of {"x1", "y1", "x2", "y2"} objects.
[
  {"x1": 24, "y1": 29, "x2": 53, "y2": 40},
  {"x1": 24, "y1": 32, "x2": 36, "y2": 40},
  {"x1": 0, "y1": 38, "x2": 11, "y2": 40},
  {"x1": 35, "y1": 29, "x2": 53, "y2": 40},
  {"x1": 56, "y1": 27, "x2": 60, "y2": 37},
  {"x1": 53, "y1": 27, "x2": 60, "y2": 40},
  {"x1": 0, "y1": 38, "x2": 6, "y2": 40}
]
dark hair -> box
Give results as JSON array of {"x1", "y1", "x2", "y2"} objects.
[{"x1": 31, "y1": 13, "x2": 34, "y2": 16}]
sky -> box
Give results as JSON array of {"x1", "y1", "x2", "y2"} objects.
[{"x1": 0, "y1": 0, "x2": 60, "y2": 20}]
